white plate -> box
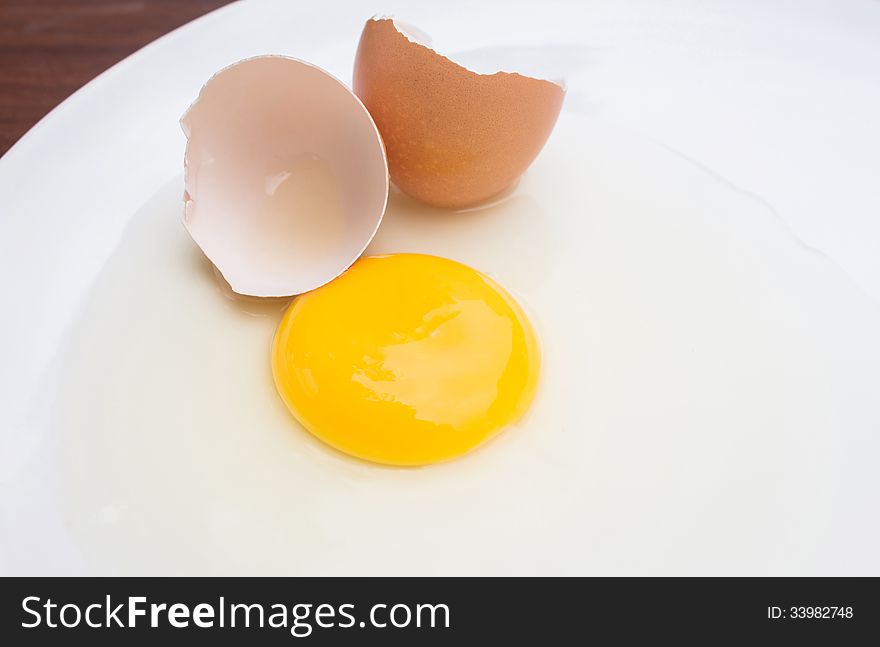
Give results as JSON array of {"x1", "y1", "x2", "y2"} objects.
[{"x1": 2, "y1": 0, "x2": 880, "y2": 575}]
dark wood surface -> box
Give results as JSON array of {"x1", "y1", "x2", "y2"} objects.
[{"x1": 0, "y1": 0, "x2": 233, "y2": 155}]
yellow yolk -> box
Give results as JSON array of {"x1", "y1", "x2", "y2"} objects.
[{"x1": 272, "y1": 254, "x2": 540, "y2": 466}]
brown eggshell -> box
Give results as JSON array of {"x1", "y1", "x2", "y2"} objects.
[{"x1": 353, "y1": 18, "x2": 565, "y2": 208}]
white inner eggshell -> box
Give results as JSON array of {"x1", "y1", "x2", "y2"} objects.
[{"x1": 181, "y1": 56, "x2": 388, "y2": 297}]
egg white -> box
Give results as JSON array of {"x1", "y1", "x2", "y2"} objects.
[{"x1": 58, "y1": 114, "x2": 880, "y2": 575}]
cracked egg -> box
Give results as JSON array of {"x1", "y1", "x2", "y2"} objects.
[
  {"x1": 181, "y1": 56, "x2": 388, "y2": 297},
  {"x1": 353, "y1": 17, "x2": 565, "y2": 208}
]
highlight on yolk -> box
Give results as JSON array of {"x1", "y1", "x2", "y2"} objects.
[{"x1": 272, "y1": 253, "x2": 540, "y2": 466}]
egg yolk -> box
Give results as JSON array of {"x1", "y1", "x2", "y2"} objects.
[{"x1": 272, "y1": 253, "x2": 540, "y2": 466}]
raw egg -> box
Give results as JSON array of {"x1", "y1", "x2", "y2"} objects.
[
  {"x1": 272, "y1": 254, "x2": 540, "y2": 466},
  {"x1": 181, "y1": 56, "x2": 388, "y2": 297},
  {"x1": 353, "y1": 18, "x2": 565, "y2": 208}
]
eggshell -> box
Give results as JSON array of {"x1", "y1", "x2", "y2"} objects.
[
  {"x1": 182, "y1": 56, "x2": 389, "y2": 297},
  {"x1": 353, "y1": 18, "x2": 564, "y2": 208}
]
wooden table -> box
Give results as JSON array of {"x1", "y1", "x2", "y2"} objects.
[{"x1": 0, "y1": 0, "x2": 233, "y2": 155}]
